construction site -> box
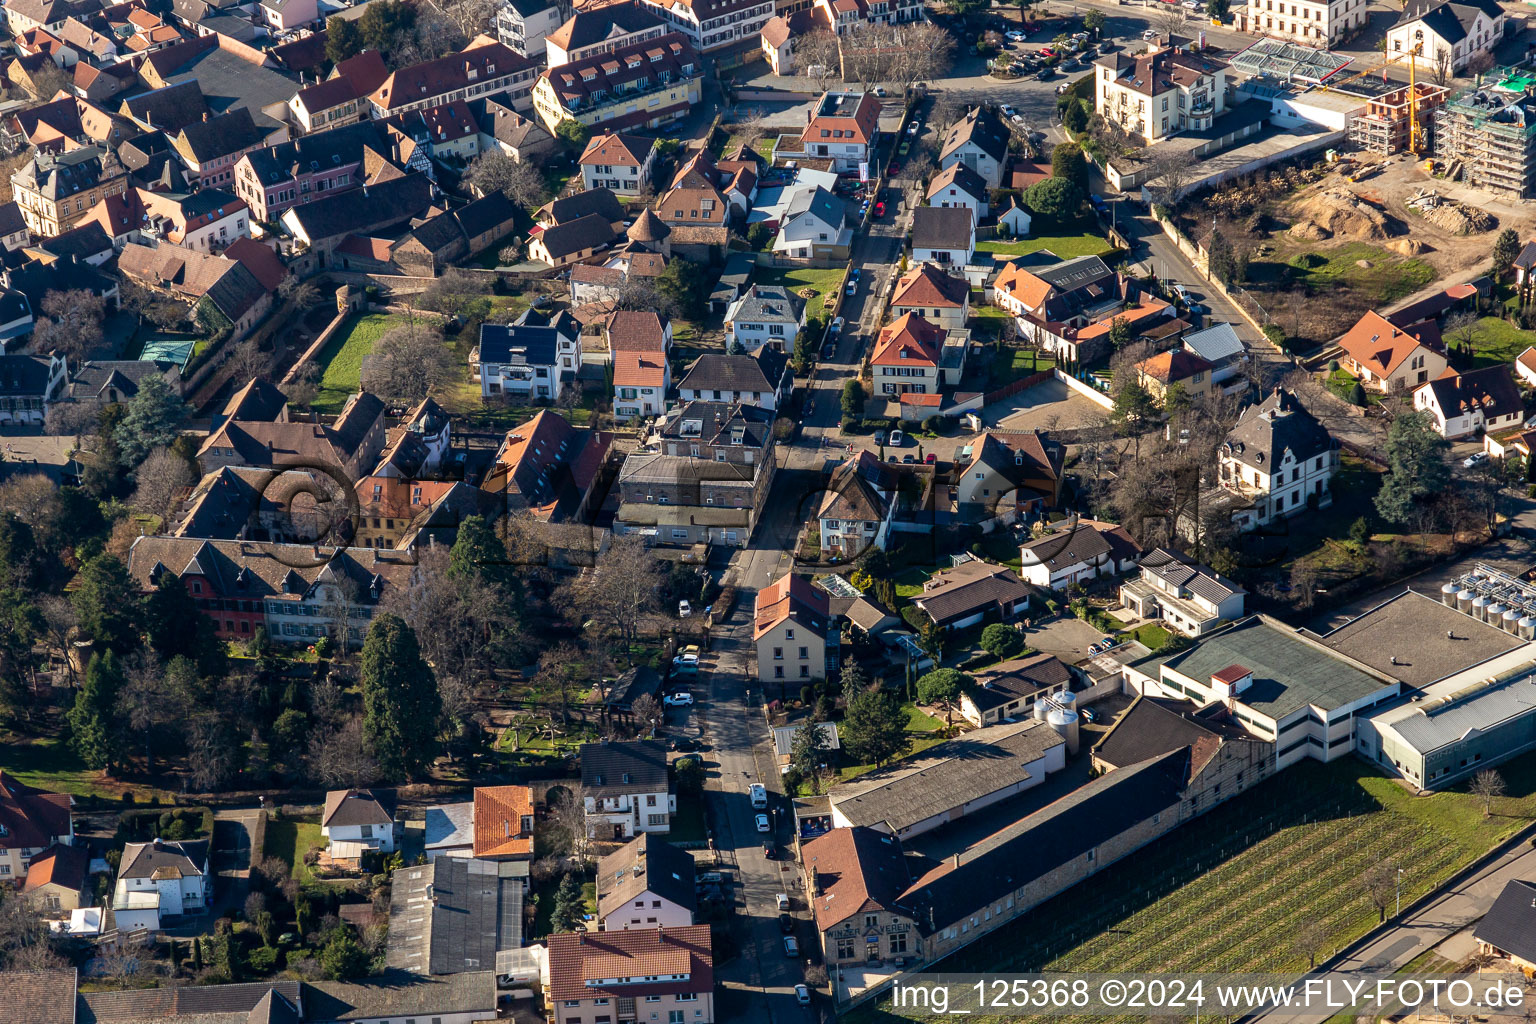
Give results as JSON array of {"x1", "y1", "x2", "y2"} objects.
[
  {"x1": 1344, "y1": 82, "x2": 1450, "y2": 155},
  {"x1": 1432, "y1": 68, "x2": 1536, "y2": 199}
]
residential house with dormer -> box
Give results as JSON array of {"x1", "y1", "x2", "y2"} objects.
[
  {"x1": 321, "y1": 788, "x2": 398, "y2": 864},
  {"x1": 1337, "y1": 309, "x2": 1448, "y2": 394},
  {"x1": 112, "y1": 839, "x2": 209, "y2": 931},
  {"x1": 725, "y1": 284, "x2": 805, "y2": 354},
  {"x1": 1413, "y1": 364, "x2": 1524, "y2": 440},
  {"x1": 614, "y1": 401, "x2": 775, "y2": 547},
  {"x1": 676, "y1": 349, "x2": 792, "y2": 413},
  {"x1": 578, "y1": 132, "x2": 658, "y2": 195},
  {"x1": 544, "y1": 925, "x2": 714, "y2": 1024},
  {"x1": 890, "y1": 263, "x2": 970, "y2": 329},
  {"x1": 953, "y1": 430, "x2": 1064, "y2": 519},
  {"x1": 938, "y1": 106, "x2": 1009, "y2": 188},
  {"x1": 819, "y1": 451, "x2": 895, "y2": 558},
  {"x1": 581, "y1": 739, "x2": 674, "y2": 839},
  {"x1": 1093, "y1": 42, "x2": 1229, "y2": 142},
  {"x1": 926, "y1": 161, "x2": 989, "y2": 220},
  {"x1": 1018, "y1": 517, "x2": 1142, "y2": 590},
  {"x1": 799, "y1": 90, "x2": 882, "y2": 172},
  {"x1": 0, "y1": 772, "x2": 72, "y2": 888},
  {"x1": 473, "y1": 308, "x2": 582, "y2": 400},
  {"x1": 596, "y1": 833, "x2": 697, "y2": 931},
  {"x1": 1217, "y1": 387, "x2": 1339, "y2": 527},
  {"x1": 754, "y1": 571, "x2": 837, "y2": 683}
]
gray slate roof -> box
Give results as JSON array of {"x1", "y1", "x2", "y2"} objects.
[
  {"x1": 596, "y1": 833, "x2": 697, "y2": 920},
  {"x1": 911, "y1": 205, "x2": 974, "y2": 251},
  {"x1": 305, "y1": 971, "x2": 498, "y2": 1020},
  {"x1": 783, "y1": 185, "x2": 851, "y2": 231},
  {"x1": 677, "y1": 350, "x2": 789, "y2": 396},
  {"x1": 580, "y1": 739, "x2": 669, "y2": 794},
  {"x1": 118, "y1": 838, "x2": 208, "y2": 879},
  {"x1": 727, "y1": 283, "x2": 804, "y2": 325},
  {"x1": 79, "y1": 981, "x2": 301, "y2": 1024},
  {"x1": 830, "y1": 719, "x2": 1063, "y2": 833},
  {"x1": 1474, "y1": 878, "x2": 1536, "y2": 962},
  {"x1": 1222, "y1": 388, "x2": 1335, "y2": 473},
  {"x1": 1140, "y1": 547, "x2": 1245, "y2": 604}
]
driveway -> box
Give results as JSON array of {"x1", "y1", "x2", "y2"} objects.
[
  {"x1": 1022, "y1": 616, "x2": 1109, "y2": 662},
  {"x1": 210, "y1": 808, "x2": 264, "y2": 917},
  {"x1": 985, "y1": 379, "x2": 1110, "y2": 432}
]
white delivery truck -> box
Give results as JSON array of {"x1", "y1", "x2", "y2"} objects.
[{"x1": 749, "y1": 783, "x2": 768, "y2": 809}]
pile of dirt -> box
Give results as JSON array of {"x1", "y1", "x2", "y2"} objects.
[
  {"x1": 1386, "y1": 238, "x2": 1433, "y2": 255},
  {"x1": 1287, "y1": 189, "x2": 1393, "y2": 241},
  {"x1": 1405, "y1": 188, "x2": 1496, "y2": 235}
]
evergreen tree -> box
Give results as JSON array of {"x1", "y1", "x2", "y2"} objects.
[
  {"x1": 1107, "y1": 316, "x2": 1132, "y2": 350},
  {"x1": 789, "y1": 720, "x2": 832, "y2": 792},
  {"x1": 448, "y1": 515, "x2": 510, "y2": 588},
  {"x1": 1207, "y1": 229, "x2": 1236, "y2": 285},
  {"x1": 1494, "y1": 228, "x2": 1522, "y2": 278},
  {"x1": 840, "y1": 659, "x2": 871, "y2": 706},
  {"x1": 72, "y1": 554, "x2": 141, "y2": 651},
  {"x1": 1374, "y1": 410, "x2": 1450, "y2": 528},
  {"x1": 551, "y1": 872, "x2": 585, "y2": 932},
  {"x1": 319, "y1": 927, "x2": 369, "y2": 980},
  {"x1": 361, "y1": 614, "x2": 442, "y2": 780},
  {"x1": 192, "y1": 936, "x2": 203, "y2": 972},
  {"x1": 1050, "y1": 142, "x2": 1088, "y2": 195},
  {"x1": 143, "y1": 572, "x2": 223, "y2": 675},
  {"x1": 69, "y1": 650, "x2": 125, "y2": 770},
  {"x1": 325, "y1": 14, "x2": 362, "y2": 62},
  {"x1": 0, "y1": 588, "x2": 41, "y2": 727},
  {"x1": 0, "y1": 512, "x2": 38, "y2": 588},
  {"x1": 114, "y1": 375, "x2": 186, "y2": 469},
  {"x1": 842, "y1": 687, "x2": 910, "y2": 767}
]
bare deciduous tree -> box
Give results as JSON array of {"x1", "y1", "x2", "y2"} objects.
[
  {"x1": 1144, "y1": 148, "x2": 1197, "y2": 208},
  {"x1": 359, "y1": 322, "x2": 456, "y2": 403},
  {"x1": 1470, "y1": 769, "x2": 1507, "y2": 817},
  {"x1": 568, "y1": 534, "x2": 659, "y2": 660},
  {"x1": 1155, "y1": 6, "x2": 1186, "y2": 40},
  {"x1": 223, "y1": 339, "x2": 270, "y2": 385},
  {"x1": 0, "y1": 473, "x2": 58, "y2": 531},
  {"x1": 547, "y1": 786, "x2": 594, "y2": 861},
  {"x1": 439, "y1": 0, "x2": 497, "y2": 38},
  {"x1": 795, "y1": 30, "x2": 843, "y2": 90},
  {"x1": 630, "y1": 693, "x2": 662, "y2": 736},
  {"x1": 308, "y1": 715, "x2": 382, "y2": 789},
  {"x1": 32, "y1": 289, "x2": 106, "y2": 364},
  {"x1": 44, "y1": 400, "x2": 100, "y2": 441},
  {"x1": 466, "y1": 149, "x2": 549, "y2": 207},
  {"x1": 1359, "y1": 859, "x2": 1399, "y2": 922},
  {"x1": 1433, "y1": 46, "x2": 1452, "y2": 87},
  {"x1": 130, "y1": 446, "x2": 195, "y2": 521}
]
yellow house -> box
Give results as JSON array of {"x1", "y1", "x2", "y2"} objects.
[
  {"x1": 531, "y1": 32, "x2": 702, "y2": 135},
  {"x1": 1136, "y1": 349, "x2": 1215, "y2": 405}
]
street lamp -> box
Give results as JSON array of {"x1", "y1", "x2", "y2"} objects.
[{"x1": 1396, "y1": 867, "x2": 1404, "y2": 918}]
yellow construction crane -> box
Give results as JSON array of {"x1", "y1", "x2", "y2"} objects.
[{"x1": 1321, "y1": 43, "x2": 1426, "y2": 154}]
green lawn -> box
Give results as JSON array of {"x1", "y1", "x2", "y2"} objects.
[
  {"x1": 1269, "y1": 243, "x2": 1436, "y2": 306},
  {"x1": 671, "y1": 792, "x2": 708, "y2": 843},
  {"x1": 988, "y1": 347, "x2": 1053, "y2": 388},
  {"x1": 2, "y1": 737, "x2": 147, "y2": 800},
  {"x1": 1124, "y1": 622, "x2": 1171, "y2": 650},
  {"x1": 531, "y1": 875, "x2": 598, "y2": 938},
  {"x1": 869, "y1": 756, "x2": 1536, "y2": 1021},
  {"x1": 892, "y1": 567, "x2": 931, "y2": 599},
  {"x1": 975, "y1": 233, "x2": 1115, "y2": 260},
  {"x1": 265, "y1": 819, "x2": 324, "y2": 887},
  {"x1": 903, "y1": 704, "x2": 944, "y2": 732},
  {"x1": 312, "y1": 313, "x2": 409, "y2": 413},
  {"x1": 1467, "y1": 316, "x2": 1536, "y2": 368},
  {"x1": 756, "y1": 266, "x2": 846, "y2": 318}
]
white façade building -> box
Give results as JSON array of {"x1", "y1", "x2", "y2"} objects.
[{"x1": 1123, "y1": 615, "x2": 1401, "y2": 771}]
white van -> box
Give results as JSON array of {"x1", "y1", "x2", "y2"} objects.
[{"x1": 749, "y1": 783, "x2": 768, "y2": 809}]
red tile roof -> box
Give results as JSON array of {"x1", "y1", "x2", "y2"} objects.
[
  {"x1": 472, "y1": 785, "x2": 533, "y2": 858},
  {"x1": 546, "y1": 925, "x2": 713, "y2": 1003},
  {"x1": 870, "y1": 312, "x2": 943, "y2": 368},
  {"x1": 0, "y1": 771, "x2": 70, "y2": 851},
  {"x1": 1339, "y1": 309, "x2": 1441, "y2": 377}
]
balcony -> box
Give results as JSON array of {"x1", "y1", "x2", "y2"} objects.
[{"x1": 559, "y1": 68, "x2": 699, "y2": 114}]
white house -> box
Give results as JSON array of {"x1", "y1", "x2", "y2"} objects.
[
  {"x1": 595, "y1": 833, "x2": 696, "y2": 931},
  {"x1": 926, "y1": 162, "x2": 989, "y2": 219},
  {"x1": 676, "y1": 350, "x2": 792, "y2": 413},
  {"x1": 636, "y1": 0, "x2": 776, "y2": 53},
  {"x1": 577, "y1": 132, "x2": 658, "y2": 196},
  {"x1": 1217, "y1": 388, "x2": 1339, "y2": 528},
  {"x1": 724, "y1": 284, "x2": 805, "y2": 354},
  {"x1": 112, "y1": 839, "x2": 209, "y2": 932},
  {"x1": 773, "y1": 186, "x2": 854, "y2": 261},
  {"x1": 1119, "y1": 548, "x2": 1247, "y2": 638},
  {"x1": 496, "y1": 0, "x2": 565, "y2": 56},
  {"x1": 938, "y1": 106, "x2": 1010, "y2": 188},
  {"x1": 580, "y1": 739, "x2": 675, "y2": 840},
  {"x1": 998, "y1": 197, "x2": 1032, "y2": 238},
  {"x1": 1019, "y1": 518, "x2": 1141, "y2": 590},
  {"x1": 1412, "y1": 365, "x2": 1524, "y2": 440},
  {"x1": 910, "y1": 206, "x2": 974, "y2": 267},
  {"x1": 0, "y1": 352, "x2": 66, "y2": 424},
  {"x1": 320, "y1": 788, "x2": 398, "y2": 862},
  {"x1": 1386, "y1": 0, "x2": 1504, "y2": 73},
  {"x1": 612, "y1": 349, "x2": 669, "y2": 422},
  {"x1": 798, "y1": 90, "x2": 882, "y2": 173},
  {"x1": 818, "y1": 451, "x2": 895, "y2": 558},
  {"x1": 472, "y1": 309, "x2": 581, "y2": 400},
  {"x1": 1233, "y1": 0, "x2": 1368, "y2": 47},
  {"x1": 1517, "y1": 347, "x2": 1536, "y2": 388}
]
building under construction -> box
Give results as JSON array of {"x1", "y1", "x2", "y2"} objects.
[
  {"x1": 1433, "y1": 69, "x2": 1536, "y2": 198},
  {"x1": 1343, "y1": 81, "x2": 1449, "y2": 154}
]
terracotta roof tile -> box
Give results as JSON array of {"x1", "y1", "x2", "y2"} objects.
[{"x1": 472, "y1": 785, "x2": 533, "y2": 858}]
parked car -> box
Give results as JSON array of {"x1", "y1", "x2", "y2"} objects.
[
  {"x1": 888, "y1": 429, "x2": 904, "y2": 447},
  {"x1": 874, "y1": 201, "x2": 885, "y2": 217},
  {"x1": 925, "y1": 453, "x2": 937, "y2": 464},
  {"x1": 846, "y1": 280, "x2": 858, "y2": 296},
  {"x1": 823, "y1": 342, "x2": 837, "y2": 359},
  {"x1": 902, "y1": 453, "x2": 916, "y2": 463},
  {"x1": 1172, "y1": 283, "x2": 1192, "y2": 303},
  {"x1": 779, "y1": 913, "x2": 795, "y2": 933},
  {"x1": 796, "y1": 985, "x2": 812, "y2": 1006},
  {"x1": 1037, "y1": 67, "x2": 1056, "y2": 80},
  {"x1": 1142, "y1": 27, "x2": 1158, "y2": 39},
  {"x1": 672, "y1": 652, "x2": 699, "y2": 673},
  {"x1": 1055, "y1": 81, "x2": 1070, "y2": 93},
  {"x1": 783, "y1": 936, "x2": 800, "y2": 957},
  {"x1": 830, "y1": 316, "x2": 845, "y2": 334},
  {"x1": 663, "y1": 691, "x2": 694, "y2": 707},
  {"x1": 776, "y1": 893, "x2": 790, "y2": 911},
  {"x1": 678, "y1": 599, "x2": 692, "y2": 618},
  {"x1": 851, "y1": 267, "x2": 861, "y2": 281},
  {"x1": 762, "y1": 843, "x2": 775, "y2": 859},
  {"x1": 1000, "y1": 104, "x2": 1018, "y2": 117},
  {"x1": 672, "y1": 737, "x2": 702, "y2": 752},
  {"x1": 874, "y1": 86, "x2": 887, "y2": 96},
  {"x1": 888, "y1": 161, "x2": 902, "y2": 175},
  {"x1": 906, "y1": 121, "x2": 920, "y2": 135},
  {"x1": 1006, "y1": 29, "x2": 1025, "y2": 40},
  {"x1": 874, "y1": 429, "x2": 887, "y2": 446},
  {"x1": 1465, "y1": 452, "x2": 1491, "y2": 468},
  {"x1": 756, "y1": 813, "x2": 770, "y2": 832}
]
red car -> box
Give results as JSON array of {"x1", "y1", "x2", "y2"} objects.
[
  {"x1": 888, "y1": 162, "x2": 902, "y2": 176},
  {"x1": 925, "y1": 453, "x2": 937, "y2": 464},
  {"x1": 1039, "y1": 46, "x2": 1055, "y2": 56},
  {"x1": 874, "y1": 201, "x2": 886, "y2": 217}
]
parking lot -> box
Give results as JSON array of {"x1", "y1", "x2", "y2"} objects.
[{"x1": 983, "y1": 378, "x2": 1111, "y2": 431}]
